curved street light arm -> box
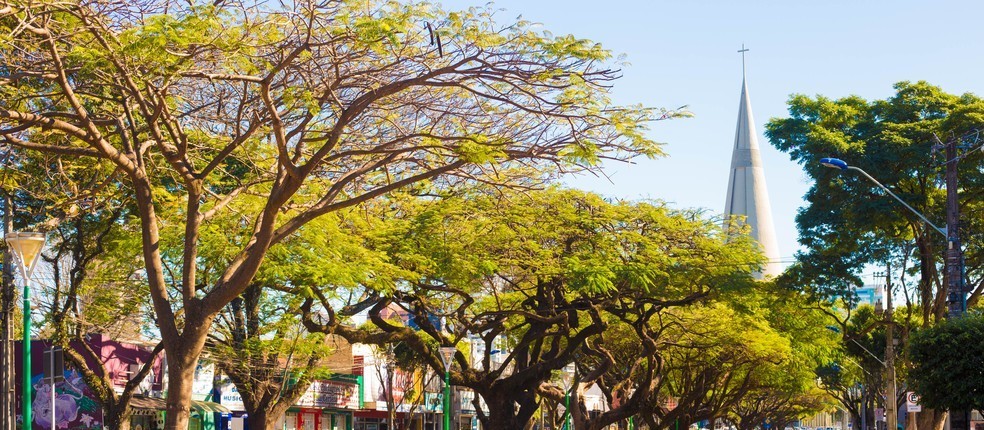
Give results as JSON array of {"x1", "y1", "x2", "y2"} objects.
[{"x1": 846, "y1": 166, "x2": 947, "y2": 238}]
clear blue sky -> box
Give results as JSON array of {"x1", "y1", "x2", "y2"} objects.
[{"x1": 442, "y1": 0, "x2": 984, "y2": 266}]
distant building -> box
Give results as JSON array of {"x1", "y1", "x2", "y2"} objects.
[{"x1": 853, "y1": 285, "x2": 884, "y2": 310}]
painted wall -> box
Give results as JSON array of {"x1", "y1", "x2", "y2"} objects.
[{"x1": 15, "y1": 337, "x2": 165, "y2": 430}]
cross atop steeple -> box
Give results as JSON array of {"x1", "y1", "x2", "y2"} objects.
[{"x1": 738, "y1": 44, "x2": 749, "y2": 79}]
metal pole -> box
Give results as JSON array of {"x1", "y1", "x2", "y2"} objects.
[
  {"x1": 443, "y1": 371, "x2": 450, "y2": 430},
  {"x1": 21, "y1": 280, "x2": 30, "y2": 430},
  {"x1": 2, "y1": 192, "x2": 13, "y2": 430},
  {"x1": 563, "y1": 392, "x2": 570, "y2": 430},
  {"x1": 885, "y1": 267, "x2": 897, "y2": 430},
  {"x1": 387, "y1": 363, "x2": 394, "y2": 430},
  {"x1": 49, "y1": 348, "x2": 55, "y2": 430},
  {"x1": 845, "y1": 166, "x2": 946, "y2": 237}
]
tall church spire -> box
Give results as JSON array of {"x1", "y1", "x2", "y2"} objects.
[{"x1": 723, "y1": 49, "x2": 782, "y2": 279}]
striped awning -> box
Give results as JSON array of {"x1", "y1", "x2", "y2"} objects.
[{"x1": 129, "y1": 396, "x2": 232, "y2": 415}]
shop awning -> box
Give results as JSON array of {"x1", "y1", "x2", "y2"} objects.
[
  {"x1": 129, "y1": 396, "x2": 232, "y2": 415},
  {"x1": 190, "y1": 400, "x2": 232, "y2": 414}
]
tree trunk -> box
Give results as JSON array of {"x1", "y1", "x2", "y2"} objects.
[
  {"x1": 103, "y1": 405, "x2": 133, "y2": 430},
  {"x1": 164, "y1": 359, "x2": 195, "y2": 430},
  {"x1": 915, "y1": 409, "x2": 945, "y2": 430},
  {"x1": 246, "y1": 408, "x2": 283, "y2": 430},
  {"x1": 482, "y1": 392, "x2": 528, "y2": 429},
  {"x1": 164, "y1": 325, "x2": 211, "y2": 430}
]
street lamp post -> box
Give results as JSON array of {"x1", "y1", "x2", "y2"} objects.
[
  {"x1": 439, "y1": 346, "x2": 455, "y2": 430},
  {"x1": 819, "y1": 158, "x2": 946, "y2": 236},
  {"x1": 4, "y1": 232, "x2": 46, "y2": 430},
  {"x1": 819, "y1": 157, "x2": 964, "y2": 316},
  {"x1": 820, "y1": 156, "x2": 966, "y2": 429},
  {"x1": 560, "y1": 364, "x2": 576, "y2": 430}
]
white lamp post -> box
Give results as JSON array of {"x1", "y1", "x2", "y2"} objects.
[{"x1": 5, "y1": 231, "x2": 46, "y2": 430}]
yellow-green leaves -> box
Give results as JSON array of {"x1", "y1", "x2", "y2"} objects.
[
  {"x1": 542, "y1": 35, "x2": 609, "y2": 61},
  {"x1": 453, "y1": 137, "x2": 508, "y2": 164},
  {"x1": 117, "y1": 6, "x2": 227, "y2": 74},
  {"x1": 559, "y1": 141, "x2": 601, "y2": 166}
]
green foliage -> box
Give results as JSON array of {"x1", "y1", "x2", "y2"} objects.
[
  {"x1": 909, "y1": 312, "x2": 984, "y2": 410},
  {"x1": 375, "y1": 187, "x2": 762, "y2": 304},
  {"x1": 767, "y1": 81, "x2": 984, "y2": 320},
  {"x1": 2, "y1": 0, "x2": 691, "y2": 426},
  {"x1": 301, "y1": 186, "x2": 767, "y2": 428}
]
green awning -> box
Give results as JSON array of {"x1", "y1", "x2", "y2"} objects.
[
  {"x1": 130, "y1": 396, "x2": 231, "y2": 414},
  {"x1": 191, "y1": 400, "x2": 231, "y2": 414}
]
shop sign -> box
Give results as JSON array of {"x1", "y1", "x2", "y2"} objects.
[{"x1": 297, "y1": 380, "x2": 359, "y2": 409}]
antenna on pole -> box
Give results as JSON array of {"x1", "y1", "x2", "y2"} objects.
[{"x1": 738, "y1": 44, "x2": 749, "y2": 79}]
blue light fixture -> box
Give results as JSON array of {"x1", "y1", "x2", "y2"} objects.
[{"x1": 819, "y1": 157, "x2": 848, "y2": 170}]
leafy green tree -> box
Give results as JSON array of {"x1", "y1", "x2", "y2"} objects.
[
  {"x1": 765, "y1": 81, "x2": 983, "y2": 324},
  {"x1": 908, "y1": 311, "x2": 984, "y2": 411},
  {"x1": 818, "y1": 311, "x2": 879, "y2": 430},
  {"x1": 724, "y1": 287, "x2": 837, "y2": 430},
  {"x1": 0, "y1": 1, "x2": 680, "y2": 427},
  {"x1": 646, "y1": 303, "x2": 791, "y2": 430},
  {"x1": 302, "y1": 188, "x2": 763, "y2": 429},
  {"x1": 0, "y1": 149, "x2": 159, "y2": 430},
  {"x1": 767, "y1": 81, "x2": 984, "y2": 430},
  {"x1": 730, "y1": 389, "x2": 828, "y2": 430},
  {"x1": 210, "y1": 284, "x2": 331, "y2": 430},
  {"x1": 208, "y1": 209, "x2": 391, "y2": 430}
]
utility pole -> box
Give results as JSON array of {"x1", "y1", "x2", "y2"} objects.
[
  {"x1": 937, "y1": 134, "x2": 967, "y2": 430},
  {"x1": 884, "y1": 266, "x2": 897, "y2": 430},
  {"x1": 1, "y1": 190, "x2": 14, "y2": 430},
  {"x1": 939, "y1": 134, "x2": 965, "y2": 318}
]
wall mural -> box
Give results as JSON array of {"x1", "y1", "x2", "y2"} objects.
[{"x1": 30, "y1": 371, "x2": 103, "y2": 430}]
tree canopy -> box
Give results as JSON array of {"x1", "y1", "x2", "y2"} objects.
[
  {"x1": 909, "y1": 311, "x2": 984, "y2": 411},
  {"x1": 766, "y1": 81, "x2": 984, "y2": 323},
  {"x1": 767, "y1": 81, "x2": 984, "y2": 430},
  {"x1": 1, "y1": 0, "x2": 683, "y2": 427},
  {"x1": 297, "y1": 187, "x2": 832, "y2": 429}
]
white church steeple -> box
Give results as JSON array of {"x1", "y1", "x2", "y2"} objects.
[{"x1": 723, "y1": 47, "x2": 782, "y2": 279}]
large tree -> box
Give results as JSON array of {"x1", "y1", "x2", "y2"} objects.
[
  {"x1": 207, "y1": 209, "x2": 388, "y2": 430},
  {"x1": 766, "y1": 81, "x2": 983, "y2": 320},
  {"x1": 0, "y1": 148, "x2": 160, "y2": 430},
  {"x1": 725, "y1": 287, "x2": 836, "y2": 430},
  {"x1": 766, "y1": 81, "x2": 984, "y2": 430},
  {"x1": 0, "y1": 1, "x2": 677, "y2": 428},
  {"x1": 210, "y1": 284, "x2": 332, "y2": 430},
  {"x1": 302, "y1": 188, "x2": 763, "y2": 428},
  {"x1": 908, "y1": 311, "x2": 984, "y2": 412}
]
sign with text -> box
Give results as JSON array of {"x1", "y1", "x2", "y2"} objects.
[
  {"x1": 296, "y1": 380, "x2": 359, "y2": 409},
  {"x1": 219, "y1": 379, "x2": 246, "y2": 411},
  {"x1": 906, "y1": 392, "x2": 921, "y2": 413}
]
